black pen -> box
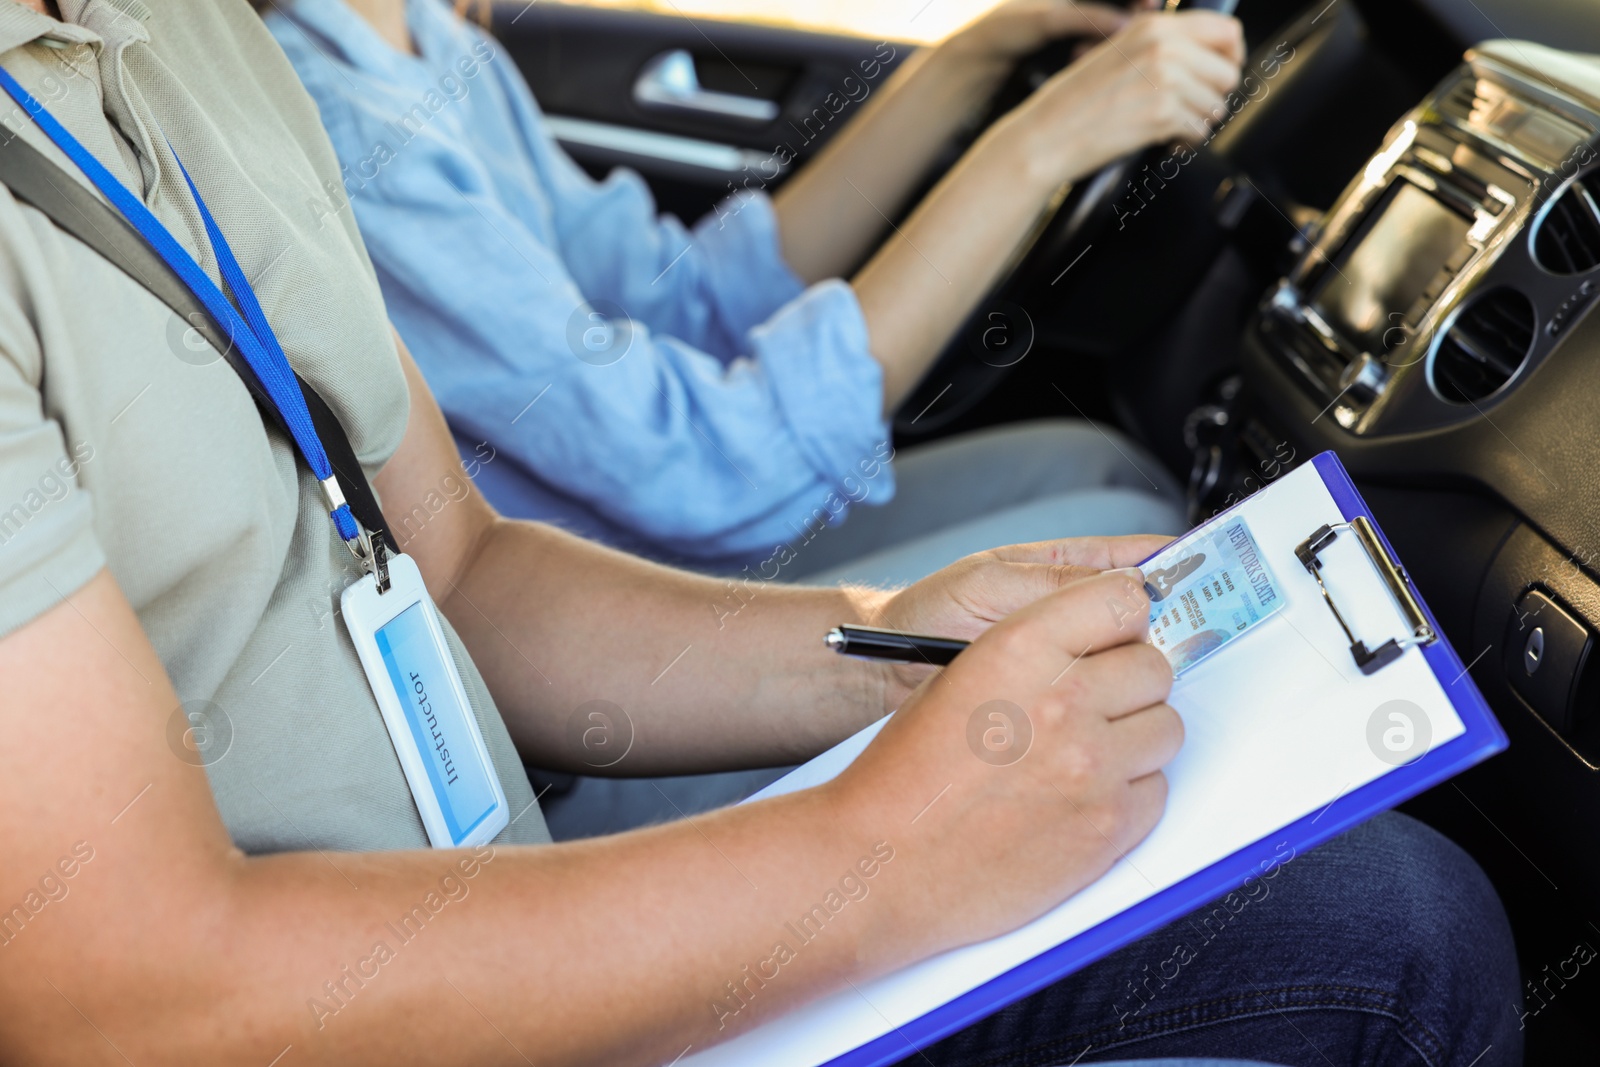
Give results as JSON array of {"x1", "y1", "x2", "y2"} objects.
[{"x1": 824, "y1": 624, "x2": 969, "y2": 666}]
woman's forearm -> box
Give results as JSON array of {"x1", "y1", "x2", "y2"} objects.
[
  {"x1": 852, "y1": 115, "x2": 1060, "y2": 413},
  {"x1": 772, "y1": 43, "x2": 1011, "y2": 285},
  {"x1": 850, "y1": 10, "x2": 1246, "y2": 414}
]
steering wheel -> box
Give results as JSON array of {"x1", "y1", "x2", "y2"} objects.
[{"x1": 894, "y1": 0, "x2": 1246, "y2": 435}]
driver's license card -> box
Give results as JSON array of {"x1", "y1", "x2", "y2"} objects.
[{"x1": 1144, "y1": 517, "x2": 1284, "y2": 676}]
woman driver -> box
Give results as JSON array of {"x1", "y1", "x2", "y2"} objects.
[{"x1": 258, "y1": 0, "x2": 1242, "y2": 586}]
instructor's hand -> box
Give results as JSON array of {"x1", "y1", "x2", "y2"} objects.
[
  {"x1": 870, "y1": 533, "x2": 1171, "y2": 709},
  {"x1": 829, "y1": 568, "x2": 1181, "y2": 960}
]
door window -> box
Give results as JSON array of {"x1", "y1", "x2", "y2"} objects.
[{"x1": 553, "y1": 0, "x2": 1005, "y2": 43}]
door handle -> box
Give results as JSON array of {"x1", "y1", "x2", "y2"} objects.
[{"x1": 633, "y1": 49, "x2": 779, "y2": 124}]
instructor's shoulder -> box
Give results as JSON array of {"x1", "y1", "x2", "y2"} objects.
[{"x1": 141, "y1": 0, "x2": 341, "y2": 164}]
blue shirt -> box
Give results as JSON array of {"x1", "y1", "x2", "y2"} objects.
[{"x1": 266, "y1": 0, "x2": 894, "y2": 569}]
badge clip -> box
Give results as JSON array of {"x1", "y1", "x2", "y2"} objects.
[
  {"x1": 346, "y1": 529, "x2": 391, "y2": 594},
  {"x1": 323, "y1": 475, "x2": 391, "y2": 594}
]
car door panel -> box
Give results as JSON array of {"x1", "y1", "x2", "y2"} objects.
[{"x1": 489, "y1": 1, "x2": 908, "y2": 220}]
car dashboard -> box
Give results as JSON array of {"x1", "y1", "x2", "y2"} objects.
[{"x1": 1258, "y1": 41, "x2": 1600, "y2": 437}]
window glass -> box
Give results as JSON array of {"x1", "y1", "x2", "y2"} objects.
[{"x1": 554, "y1": 0, "x2": 1007, "y2": 44}]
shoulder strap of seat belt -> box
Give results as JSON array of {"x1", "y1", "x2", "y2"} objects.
[{"x1": 0, "y1": 130, "x2": 398, "y2": 554}]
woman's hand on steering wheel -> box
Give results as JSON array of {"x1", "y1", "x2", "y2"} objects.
[{"x1": 1000, "y1": 9, "x2": 1245, "y2": 187}]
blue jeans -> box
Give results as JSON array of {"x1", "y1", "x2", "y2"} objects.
[{"x1": 904, "y1": 813, "x2": 1521, "y2": 1067}]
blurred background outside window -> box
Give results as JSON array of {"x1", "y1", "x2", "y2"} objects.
[{"x1": 545, "y1": 0, "x2": 1008, "y2": 43}]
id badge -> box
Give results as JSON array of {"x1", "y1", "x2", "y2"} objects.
[
  {"x1": 341, "y1": 552, "x2": 510, "y2": 848},
  {"x1": 1144, "y1": 517, "x2": 1285, "y2": 676}
]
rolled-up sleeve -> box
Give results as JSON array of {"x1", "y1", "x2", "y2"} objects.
[
  {"x1": 748, "y1": 279, "x2": 886, "y2": 506},
  {"x1": 689, "y1": 190, "x2": 808, "y2": 344}
]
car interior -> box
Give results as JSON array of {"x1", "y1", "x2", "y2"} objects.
[{"x1": 489, "y1": 0, "x2": 1600, "y2": 1056}]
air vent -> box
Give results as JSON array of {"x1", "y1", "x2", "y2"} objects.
[
  {"x1": 1437, "y1": 76, "x2": 1483, "y2": 123},
  {"x1": 1432, "y1": 288, "x2": 1536, "y2": 403},
  {"x1": 1533, "y1": 171, "x2": 1600, "y2": 274}
]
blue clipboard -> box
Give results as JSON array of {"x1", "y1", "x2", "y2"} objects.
[{"x1": 817, "y1": 450, "x2": 1507, "y2": 1067}]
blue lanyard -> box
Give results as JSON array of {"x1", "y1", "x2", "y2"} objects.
[{"x1": 0, "y1": 65, "x2": 364, "y2": 550}]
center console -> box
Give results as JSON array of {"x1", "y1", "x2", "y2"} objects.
[
  {"x1": 1257, "y1": 41, "x2": 1600, "y2": 435},
  {"x1": 1228, "y1": 41, "x2": 1600, "y2": 898}
]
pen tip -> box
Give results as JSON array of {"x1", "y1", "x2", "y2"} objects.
[{"x1": 824, "y1": 629, "x2": 845, "y2": 652}]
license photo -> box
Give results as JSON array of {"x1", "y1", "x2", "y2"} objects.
[{"x1": 1145, "y1": 517, "x2": 1284, "y2": 675}]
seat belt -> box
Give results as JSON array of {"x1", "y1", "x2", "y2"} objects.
[{"x1": 0, "y1": 130, "x2": 398, "y2": 554}]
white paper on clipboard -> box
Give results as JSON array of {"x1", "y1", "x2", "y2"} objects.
[{"x1": 687, "y1": 459, "x2": 1469, "y2": 1067}]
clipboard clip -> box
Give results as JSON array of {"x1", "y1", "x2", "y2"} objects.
[{"x1": 1295, "y1": 517, "x2": 1437, "y2": 675}]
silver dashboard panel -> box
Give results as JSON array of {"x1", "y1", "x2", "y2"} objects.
[{"x1": 1257, "y1": 46, "x2": 1600, "y2": 436}]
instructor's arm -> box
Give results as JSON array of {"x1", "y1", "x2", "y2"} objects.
[
  {"x1": 0, "y1": 349, "x2": 1180, "y2": 1067},
  {"x1": 0, "y1": 564, "x2": 1173, "y2": 1066}
]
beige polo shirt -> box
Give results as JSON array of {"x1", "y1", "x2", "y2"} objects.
[{"x1": 0, "y1": 0, "x2": 549, "y2": 849}]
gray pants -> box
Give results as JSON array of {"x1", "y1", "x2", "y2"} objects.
[
  {"x1": 786, "y1": 418, "x2": 1186, "y2": 585},
  {"x1": 539, "y1": 419, "x2": 1187, "y2": 841}
]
